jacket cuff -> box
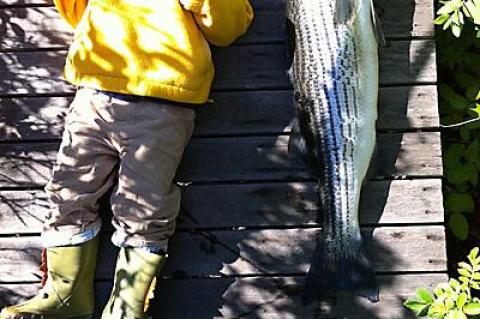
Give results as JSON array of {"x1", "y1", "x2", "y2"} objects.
[{"x1": 179, "y1": 0, "x2": 204, "y2": 13}]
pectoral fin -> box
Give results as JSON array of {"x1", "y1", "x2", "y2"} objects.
[
  {"x1": 288, "y1": 117, "x2": 307, "y2": 157},
  {"x1": 286, "y1": 20, "x2": 296, "y2": 73},
  {"x1": 371, "y1": 0, "x2": 387, "y2": 47}
]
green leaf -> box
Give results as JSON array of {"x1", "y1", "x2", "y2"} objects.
[
  {"x1": 469, "y1": 247, "x2": 479, "y2": 261},
  {"x1": 460, "y1": 275, "x2": 470, "y2": 283},
  {"x1": 464, "y1": 302, "x2": 480, "y2": 315},
  {"x1": 458, "y1": 268, "x2": 471, "y2": 277},
  {"x1": 465, "y1": 139, "x2": 480, "y2": 163},
  {"x1": 450, "y1": 278, "x2": 462, "y2": 290},
  {"x1": 453, "y1": 24, "x2": 463, "y2": 38},
  {"x1": 430, "y1": 302, "x2": 447, "y2": 318},
  {"x1": 459, "y1": 261, "x2": 473, "y2": 271},
  {"x1": 440, "y1": 84, "x2": 471, "y2": 110},
  {"x1": 452, "y1": 10, "x2": 462, "y2": 25},
  {"x1": 457, "y1": 293, "x2": 468, "y2": 308},
  {"x1": 436, "y1": 13, "x2": 452, "y2": 25},
  {"x1": 466, "y1": 82, "x2": 480, "y2": 101},
  {"x1": 449, "y1": 213, "x2": 469, "y2": 240},
  {"x1": 417, "y1": 288, "x2": 434, "y2": 304},
  {"x1": 446, "y1": 308, "x2": 467, "y2": 319},
  {"x1": 447, "y1": 297, "x2": 456, "y2": 311},
  {"x1": 438, "y1": 282, "x2": 454, "y2": 292},
  {"x1": 446, "y1": 192, "x2": 475, "y2": 213},
  {"x1": 454, "y1": 309, "x2": 468, "y2": 319},
  {"x1": 438, "y1": 1, "x2": 461, "y2": 15},
  {"x1": 466, "y1": 163, "x2": 479, "y2": 186},
  {"x1": 472, "y1": 103, "x2": 480, "y2": 117},
  {"x1": 435, "y1": 286, "x2": 446, "y2": 297},
  {"x1": 404, "y1": 299, "x2": 429, "y2": 315},
  {"x1": 472, "y1": 273, "x2": 480, "y2": 280},
  {"x1": 465, "y1": 0, "x2": 480, "y2": 24},
  {"x1": 455, "y1": 72, "x2": 478, "y2": 90},
  {"x1": 447, "y1": 165, "x2": 472, "y2": 185},
  {"x1": 460, "y1": 127, "x2": 471, "y2": 141},
  {"x1": 445, "y1": 144, "x2": 465, "y2": 170}
]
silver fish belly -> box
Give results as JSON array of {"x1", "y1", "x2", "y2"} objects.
[{"x1": 286, "y1": 0, "x2": 379, "y2": 302}]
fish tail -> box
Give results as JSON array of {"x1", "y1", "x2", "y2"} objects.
[{"x1": 302, "y1": 238, "x2": 379, "y2": 304}]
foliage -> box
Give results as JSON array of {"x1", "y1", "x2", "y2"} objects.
[
  {"x1": 404, "y1": 248, "x2": 480, "y2": 318},
  {"x1": 436, "y1": 2, "x2": 480, "y2": 240},
  {"x1": 435, "y1": 0, "x2": 480, "y2": 37}
]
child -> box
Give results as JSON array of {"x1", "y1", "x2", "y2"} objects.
[{"x1": 0, "y1": 0, "x2": 253, "y2": 318}]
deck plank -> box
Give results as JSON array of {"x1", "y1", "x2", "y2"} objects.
[
  {"x1": 0, "y1": 179, "x2": 444, "y2": 234},
  {"x1": 0, "y1": 0, "x2": 434, "y2": 50},
  {"x1": 0, "y1": 274, "x2": 447, "y2": 319},
  {"x1": 0, "y1": 41, "x2": 436, "y2": 95},
  {"x1": 0, "y1": 85, "x2": 439, "y2": 141},
  {"x1": 0, "y1": 132, "x2": 442, "y2": 188},
  {"x1": 0, "y1": 226, "x2": 446, "y2": 282}
]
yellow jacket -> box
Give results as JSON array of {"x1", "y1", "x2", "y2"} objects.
[{"x1": 54, "y1": 0, "x2": 254, "y2": 103}]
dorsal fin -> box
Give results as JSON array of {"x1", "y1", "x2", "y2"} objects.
[{"x1": 335, "y1": 0, "x2": 356, "y2": 25}]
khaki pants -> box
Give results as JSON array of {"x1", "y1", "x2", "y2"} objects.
[{"x1": 42, "y1": 87, "x2": 195, "y2": 253}]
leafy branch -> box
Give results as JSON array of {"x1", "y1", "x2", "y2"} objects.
[
  {"x1": 405, "y1": 248, "x2": 480, "y2": 318},
  {"x1": 436, "y1": 0, "x2": 480, "y2": 37}
]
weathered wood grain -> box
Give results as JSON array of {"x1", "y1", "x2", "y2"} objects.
[
  {"x1": 0, "y1": 132, "x2": 442, "y2": 187},
  {"x1": 178, "y1": 133, "x2": 443, "y2": 181},
  {"x1": 0, "y1": 226, "x2": 446, "y2": 282},
  {"x1": 0, "y1": 179, "x2": 444, "y2": 234},
  {"x1": 150, "y1": 274, "x2": 447, "y2": 319},
  {"x1": 0, "y1": 274, "x2": 447, "y2": 319},
  {"x1": 0, "y1": 6, "x2": 72, "y2": 49},
  {"x1": 378, "y1": 85, "x2": 439, "y2": 130},
  {"x1": 376, "y1": 0, "x2": 434, "y2": 39},
  {"x1": 0, "y1": 85, "x2": 439, "y2": 141},
  {"x1": 0, "y1": 41, "x2": 436, "y2": 95},
  {"x1": 0, "y1": 0, "x2": 435, "y2": 50}
]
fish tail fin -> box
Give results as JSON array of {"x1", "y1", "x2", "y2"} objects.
[
  {"x1": 302, "y1": 238, "x2": 379, "y2": 304},
  {"x1": 335, "y1": 0, "x2": 356, "y2": 25}
]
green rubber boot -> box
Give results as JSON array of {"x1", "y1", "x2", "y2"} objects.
[
  {"x1": 101, "y1": 248, "x2": 166, "y2": 319},
  {"x1": 0, "y1": 236, "x2": 99, "y2": 319}
]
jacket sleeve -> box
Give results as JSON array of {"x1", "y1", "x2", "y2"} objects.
[
  {"x1": 180, "y1": 0, "x2": 254, "y2": 47},
  {"x1": 53, "y1": 0, "x2": 89, "y2": 28}
]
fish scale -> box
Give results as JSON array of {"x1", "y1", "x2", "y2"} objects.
[{"x1": 286, "y1": 0, "x2": 380, "y2": 302}]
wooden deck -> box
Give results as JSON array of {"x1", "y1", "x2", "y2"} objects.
[{"x1": 0, "y1": 0, "x2": 446, "y2": 318}]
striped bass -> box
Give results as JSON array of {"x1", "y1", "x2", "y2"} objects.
[{"x1": 285, "y1": 0, "x2": 384, "y2": 302}]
